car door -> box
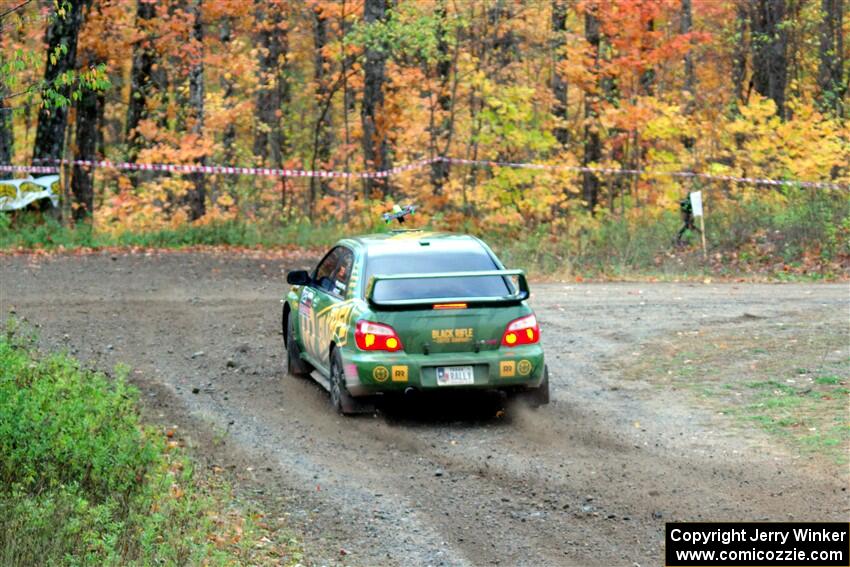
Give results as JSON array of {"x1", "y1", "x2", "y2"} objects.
[
  {"x1": 309, "y1": 246, "x2": 355, "y2": 371},
  {"x1": 297, "y1": 247, "x2": 340, "y2": 363}
]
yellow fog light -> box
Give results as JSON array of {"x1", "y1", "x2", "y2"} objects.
[
  {"x1": 386, "y1": 337, "x2": 398, "y2": 349},
  {"x1": 365, "y1": 334, "x2": 376, "y2": 347},
  {"x1": 505, "y1": 333, "x2": 517, "y2": 345}
]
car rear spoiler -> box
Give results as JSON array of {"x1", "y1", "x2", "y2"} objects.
[{"x1": 366, "y1": 269, "x2": 530, "y2": 309}]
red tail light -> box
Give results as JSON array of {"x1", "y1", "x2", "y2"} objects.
[
  {"x1": 355, "y1": 320, "x2": 404, "y2": 352},
  {"x1": 501, "y1": 314, "x2": 540, "y2": 347}
]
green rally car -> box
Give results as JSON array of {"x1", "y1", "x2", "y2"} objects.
[{"x1": 282, "y1": 230, "x2": 549, "y2": 414}]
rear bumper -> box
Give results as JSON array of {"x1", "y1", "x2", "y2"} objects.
[{"x1": 339, "y1": 345, "x2": 545, "y2": 397}]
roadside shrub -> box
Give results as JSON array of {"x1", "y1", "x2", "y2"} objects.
[
  {"x1": 708, "y1": 187, "x2": 849, "y2": 266},
  {"x1": 0, "y1": 348, "x2": 155, "y2": 502},
  {"x1": 0, "y1": 329, "x2": 293, "y2": 566},
  {"x1": 491, "y1": 185, "x2": 849, "y2": 278}
]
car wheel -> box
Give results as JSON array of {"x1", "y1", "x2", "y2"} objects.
[
  {"x1": 329, "y1": 349, "x2": 373, "y2": 415},
  {"x1": 513, "y1": 365, "x2": 550, "y2": 408},
  {"x1": 285, "y1": 311, "x2": 312, "y2": 378}
]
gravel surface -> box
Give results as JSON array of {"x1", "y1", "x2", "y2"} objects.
[{"x1": 1, "y1": 251, "x2": 848, "y2": 566}]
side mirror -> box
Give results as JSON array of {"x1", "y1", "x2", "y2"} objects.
[{"x1": 287, "y1": 270, "x2": 311, "y2": 286}]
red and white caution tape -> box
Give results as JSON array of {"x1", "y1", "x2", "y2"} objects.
[
  {"x1": 0, "y1": 164, "x2": 59, "y2": 174},
  {"x1": 441, "y1": 157, "x2": 849, "y2": 190},
  {"x1": 18, "y1": 157, "x2": 439, "y2": 179},
  {"x1": 1, "y1": 156, "x2": 845, "y2": 191}
]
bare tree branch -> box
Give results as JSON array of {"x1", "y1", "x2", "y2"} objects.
[{"x1": 0, "y1": 0, "x2": 35, "y2": 22}]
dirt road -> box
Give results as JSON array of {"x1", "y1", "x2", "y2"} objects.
[{"x1": 1, "y1": 251, "x2": 847, "y2": 566}]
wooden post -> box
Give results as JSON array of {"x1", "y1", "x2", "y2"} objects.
[{"x1": 699, "y1": 214, "x2": 707, "y2": 261}]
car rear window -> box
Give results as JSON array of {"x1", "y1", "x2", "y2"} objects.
[{"x1": 365, "y1": 245, "x2": 512, "y2": 302}]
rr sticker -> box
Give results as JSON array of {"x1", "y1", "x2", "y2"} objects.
[
  {"x1": 517, "y1": 359, "x2": 532, "y2": 376},
  {"x1": 373, "y1": 366, "x2": 389, "y2": 382},
  {"x1": 391, "y1": 365, "x2": 408, "y2": 382},
  {"x1": 499, "y1": 360, "x2": 516, "y2": 377}
]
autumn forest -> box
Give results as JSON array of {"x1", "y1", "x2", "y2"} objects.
[{"x1": 0, "y1": 0, "x2": 848, "y2": 274}]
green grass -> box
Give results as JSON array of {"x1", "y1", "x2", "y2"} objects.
[
  {"x1": 0, "y1": 213, "x2": 344, "y2": 251},
  {"x1": 621, "y1": 313, "x2": 850, "y2": 467},
  {"x1": 0, "y1": 321, "x2": 300, "y2": 566},
  {"x1": 1, "y1": 184, "x2": 847, "y2": 280}
]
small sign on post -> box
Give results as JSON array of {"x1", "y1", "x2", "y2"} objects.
[{"x1": 689, "y1": 190, "x2": 707, "y2": 260}]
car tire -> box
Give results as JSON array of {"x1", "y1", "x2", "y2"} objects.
[
  {"x1": 285, "y1": 311, "x2": 312, "y2": 378},
  {"x1": 329, "y1": 349, "x2": 373, "y2": 415},
  {"x1": 513, "y1": 365, "x2": 550, "y2": 408}
]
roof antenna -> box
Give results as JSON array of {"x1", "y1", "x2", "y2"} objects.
[{"x1": 382, "y1": 204, "x2": 416, "y2": 224}]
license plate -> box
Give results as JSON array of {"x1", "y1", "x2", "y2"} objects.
[{"x1": 435, "y1": 366, "x2": 475, "y2": 386}]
